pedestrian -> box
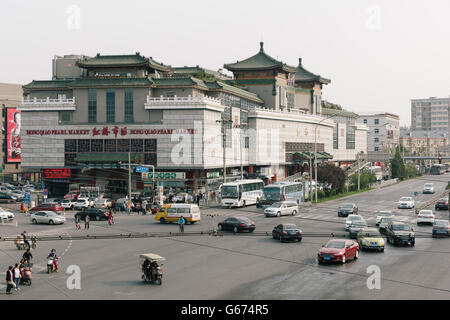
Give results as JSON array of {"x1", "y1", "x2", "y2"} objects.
[
  {"x1": 178, "y1": 216, "x2": 185, "y2": 233},
  {"x1": 196, "y1": 194, "x2": 200, "y2": 206},
  {"x1": 212, "y1": 191, "x2": 216, "y2": 202},
  {"x1": 108, "y1": 209, "x2": 114, "y2": 225},
  {"x1": 21, "y1": 231, "x2": 30, "y2": 250},
  {"x1": 142, "y1": 203, "x2": 147, "y2": 216},
  {"x1": 84, "y1": 215, "x2": 90, "y2": 229},
  {"x1": 75, "y1": 216, "x2": 81, "y2": 230},
  {"x1": 12, "y1": 263, "x2": 20, "y2": 291},
  {"x1": 5, "y1": 266, "x2": 14, "y2": 294},
  {"x1": 126, "y1": 202, "x2": 131, "y2": 215}
]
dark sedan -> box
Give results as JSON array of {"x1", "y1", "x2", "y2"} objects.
[
  {"x1": 75, "y1": 208, "x2": 109, "y2": 221},
  {"x1": 348, "y1": 220, "x2": 368, "y2": 239},
  {"x1": 337, "y1": 203, "x2": 358, "y2": 217},
  {"x1": 0, "y1": 192, "x2": 16, "y2": 203},
  {"x1": 218, "y1": 216, "x2": 255, "y2": 233},
  {"x1": 435, "y1": 198, "x2": 449, "y2": 211},
  {"x1": 272, "y1": 224, "x2": 302, "y2": 242}
]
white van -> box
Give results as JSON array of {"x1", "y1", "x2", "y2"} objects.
[{"x1": 166, "y1": 203, "x2": 201, "y2": 224}]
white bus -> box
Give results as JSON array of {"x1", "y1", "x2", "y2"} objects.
[
  {"x1": 257, "y1": 181, "x2": 304, "y2": 208},
  {"x1": 220, "y1": 179, "x2": 265, "y2": 208},
  {"x1": 368, "y1": 166, "x2": 383, "y2": 182}
]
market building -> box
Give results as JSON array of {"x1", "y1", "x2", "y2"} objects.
[{"x1": 19, "y1": 45, "x2": 367, "y2": 196}]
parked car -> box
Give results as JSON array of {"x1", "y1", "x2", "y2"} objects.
[
  {"x1": 416, "y1": 210, "x2": 435, "y2": 225},
  {"x1": 264, "y1": 201, "x2": 298, "y2": 217},
  {"x1": 348, "y1": 220, "x2": 368, "y2": 239},
  {"x1": 375, "y1": 211, "x2": 393, "y2": 226},
  {"x1": 64, "y1": 191, "x2": 80, "y2": 200},
  {"x1": 317, "y1": 239, "x2": 359, "y2": 264},
  {"x1": 272, "y1": 223, "x2": 302, "y2": 242},
  {"x1": 435, "y1": 198, "x2": 449, "y2": 210},
  {"x1": 75, "y1": 208, "x2": 109, "y2": 221},
  {"x1": 397, "y1": 197, "x2": 414, "y2": 209},
  {"x1": 337, "y1": 203, "x2": 358, "y2": 217},
  {"x1": 60, "y1": 199, "x2": 76, "y2": 210},
  {"x1": 432, "y1": 220, "x2": 450, "y2": 237},
  {"x1": 29, "y1": 203, "x2": 63, "y2": 212},
  {"x1": 74, "y1": 198, "x2": 93, "y2": 210},
  {"x1": 422, "y1": 183, "x2": 434, "y2": 194},
  {"x1": 0, "y1": 192, "x2": 17, "y2": 203},
  {"x1": 217, "y1": 216, "x2": 255, "y2": 233},
  {"x1": 379, "y1": 216, "x2": 395, "y2": 233},
  {"x1": 0, "y1": 208, "x2": 14, "y2": 222},
  {"x1": 345, "y1": 215, "x2": 364, "y2": 231},
  {"x1": 44, "y1": 198, "x2": 62, "y2": 204},
  {"x1": 356, "y1": 227, "x2": 385, "y2": 251},
  {"x1": 30, "y1": 211, "x2": 66, "y2": 225},
  {"x1": 7, "y1": 190, "x2": 24, "y2": 200},
  {"x1": 385, "y1": 221, "x2": 415, "y2": 246},
  {"x1": 94, "y1": 198, "x2": 112, "y2": 209}
]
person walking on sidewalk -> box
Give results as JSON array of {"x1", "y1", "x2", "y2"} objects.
[
  {"x1": 5, "y1": 266, "x2": 14, "y2": 294},
  {"x1": 12, "y1": 263, "x2": 20, "y2": 291},
  {"x1": 178, "y1": 216, "x2": 185, "y2": 233},
  {"x1": 84, "y1": 215, "x2": 90, "y2": 230}
]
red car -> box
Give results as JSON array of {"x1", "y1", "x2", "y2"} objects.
[
  {"x1": 318, "y1": 239, "x2": 359, "y2": 264},
  {"x1": 29, "y1": 203, "x2": 63, "y2": 213},
  {"x1": 64, "y1": 191, "x2": 80, "y2": 200}
]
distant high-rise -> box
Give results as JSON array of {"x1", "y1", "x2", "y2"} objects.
[{"x1": 411, "y1": 97, "x2": 450, "y2": 131}]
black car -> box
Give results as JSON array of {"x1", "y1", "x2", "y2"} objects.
[
  {"x1": 0, "y1": 193, "x2": 16, "y2": 203},
  {"x1": 272, "y1": 223, "x2": 302, "y2": 242},
  {"x1": 385, "y1": 221, "x2": 415, "y2": 246},
  {"x1": 432, "y1": 220, "x2": 450, "y2": 237},
  {"x1": 348, "y1": 220, "x2": 368, "y2": 239},
  {"x1": 75, "y1": 208, "x2": 109, "y2": 221},
  {"x1": 435, "y1": 198, "x2": 449, "y2": 211},
  {"x1": 337, "y1": 203, "x2": 358, "y2": 217},
  {"x1": 218, "y1": 216, "x2": 255, "y2": 233}
]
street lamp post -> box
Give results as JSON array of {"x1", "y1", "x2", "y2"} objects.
[
  {"x1": 217, "y1": 119, "x2": 233, "y2": 184},
  {"x1": 236, "y1": 122, "x2": 248, "y2": 180},
  {"x1": 314, "y1": 111, "x2": 340, "y2": 203}
]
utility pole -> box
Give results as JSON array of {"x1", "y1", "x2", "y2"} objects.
[
  {"x1": 357, "y1": 152, "x2": 361, "y2": 191},
  {"x1": 217, "y1": 119, "x2": 232, "y2": 184},
  {"x1": 236, "y1": 122, "x2": 248, "y2": 180},
  {"x1": 128, "y1": 151, "x2": 132, "y2": 206},
  {"x1": 309, "y1": 154, "x2": 313, "y2": 203}
]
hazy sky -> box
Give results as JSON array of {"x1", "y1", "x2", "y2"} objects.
[{"x1": 1, "y1": 0, "x2": 450, "y2": 126}]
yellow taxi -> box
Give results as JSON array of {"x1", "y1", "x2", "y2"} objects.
[{"x1": 356, "y1": 227, "x2": 385, "y2": 252}]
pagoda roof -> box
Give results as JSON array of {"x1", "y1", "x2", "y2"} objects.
[
  {"x1": 67, "y1": 78, "x2": 153, "y2": 88},
  {"x1": 224, "y1": 42, "x2": 297, "y2": 73},
  {"x1": 151, "y1": 77, "x2": 209, "y2": 90},
  {"x1": 204, "y1": 80, "x2": 263, "y2": 104},
  {"x1": 172, "y1": 66, "x2": 231, "y2": 80},
  {"x1": 23, "y1": 80, "x2": 73, "y2": 90},
  {"x1": 294, "y1": 58, "x2": 330, "y2": 85},
  {"x1": 76, "y1": 53, "x2": 171, "y2": 72}
]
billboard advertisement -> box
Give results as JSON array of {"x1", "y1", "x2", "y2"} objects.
[{"x1": 6, "y1": 108, "x2": 21, "y2": 163}]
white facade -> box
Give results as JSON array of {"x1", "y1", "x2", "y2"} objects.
[{"x1": 357, "y1": 113, "x2": 400, "y2": 153}]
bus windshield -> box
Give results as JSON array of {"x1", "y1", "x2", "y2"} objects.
[
  {"x1": 221, "y1": 186, "x2": 239, "y2": 199},
  {"x1": 263, "y1": 187, "x2": 282, "y2": 201}
]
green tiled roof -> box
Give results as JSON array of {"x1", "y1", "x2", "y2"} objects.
[
  {"x1": 204, "y1": 80, "x2": 264, "y2": 104},
  {"x1": 23, "y1": 80, "x2": 72, "y2": 90},
  {"x1": 294, "y1": 58, "x2": 330, "y2": 85},
  {"x1": 151, "y1": 77, "x2": 209, "y2": 90},
  {"x1": 75, "y1": 153, "x2": 142, "y2": 163},
  {"x1": 224, "y1": 42, "x2": 297, "y2": 73},
  {"x1": 68, "y1": 78, "x2": 153, "y2": 88},
  {"x1": 322, "y1": 107, "x2": 358, "y2": 119},
  {"x1": 77, "y1": 53, "x2": 171, "y2": 72},
  {"x1": 172, "y1": 66, "x2": 231, "y2": 80}
]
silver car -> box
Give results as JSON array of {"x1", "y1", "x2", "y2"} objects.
[
  {"x1": 30, "y1": 211, "x2": 66, "y2": 225},
  {"x1": 264, "y1": 201, "x2": 299, "y2": 217}
]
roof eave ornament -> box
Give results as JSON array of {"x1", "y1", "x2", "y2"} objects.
[
  {"x1": 259, "y1": 41, "x2": 264, "y2": 53},
  {"x1": 298, "y1": 58, "x2": 302, "y2": 67}
]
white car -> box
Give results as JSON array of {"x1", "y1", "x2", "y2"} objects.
[
  {"x1": 0, "y1": 208, "x2": 14, "y2": 222},
  {"x1": 345, "y1": 215, "x2": 365, "y2": 231},
  {"x1": 423, "y1": 183, "x2": 434, "y2": 194},
  {"x1": 74, "y1": 198, "x2": 92, "y2": 210},
  {"x1": 398, "y1": 197, "x2": 414, "y2": 209},
  {"x1": 376, "y1": 211, "x2": 393, "y2": 226},
  {"x1": 60, "y1": 199, "x2": 76, "y2": 210},
  {"x1": 417, "y1": 210, "x2": 435, "y2": 225},
  {"x1": 30, "y1": 211, "x2": 66, "y2": 225},
  {"x1": 94, "y1": 198, "x2": 112, "y2": 209}
]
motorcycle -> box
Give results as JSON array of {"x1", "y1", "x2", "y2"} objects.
[
  {"x1": 20, "y1": 265, "x2": 32, "y2": 286},
  {"x1": 15, "y1": 236, "x2": 37, "y2": 250},
  {"x1": 47, "y1": 257, "x2": 58, "y2": 273}
]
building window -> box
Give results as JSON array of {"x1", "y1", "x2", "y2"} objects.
[
  {"x1": 65, "y1": 139, "x2": 77, "y2": 153},
  {"x1": 374, "y1": 128, "x2": 379, "y2": 134},
  {"x1": 374, "y1": 137, "x2": 379, "y2": 143},
  {"x1": 106, "y1": 89, "x2": 115, "y2": 123},
  {"x1": 346, "y1": 120, "x2": 355, "y2": 150},
  {"x1": 88, "y1": 89, "x2": 97, "y2": 123},
  {"x1": 104, "y1": 139, "x2": 116, "y2": 152},
  {"x1": 91, "y1": 140, "x2": 103, "y2": 152},
  {"x1": 374, "y1": 146, "x2": 379, "y2": 152},
  {"x1": 117, "y1": 139, "x2": 130, "y2": 152},
  {"x1": 144, "y1": 139, "x2": 157, "y2": 153},
  {"x1": 77, "y1": 139, "x2": 90, "y2": 153},
  {"x1": 333, "y1": 123, "x2": 338, "y2": 149},
  {"x1": 245, "y1": 136, "x2": 249, "y2": 149},
  {"x1": 131, "y1": 139, "x2": 143, "y2": 152},
  {"x1": 374, "y1": 119, "x2": 379, "y2": 125},
  {"x1": 60, "y1": 111, "x2": 71, "y2": 123},
  {"x1": 124, "y1": 88, "x2": 134, "y2": 123},
  {"x1": 64, "y1": 153, "x2": 77, "y2": 166},
  {"x1": 144, "y1": 153, "x2": 157, "y2": 165},
  {"x1": 363, "y1": 119, "x2": 367, "y2": 124}
]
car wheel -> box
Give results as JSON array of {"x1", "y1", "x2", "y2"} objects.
[
  {"x1": 49, "y1": 220, "x2": 54, "y2": 225},
  {"x1": 380, "y1": 247, "x2": 384, "y2": 252},
  {"x1": 342, "y1": 254, "x2": 347, "y2": 264},
  {"x1": 318, "y1": 259, "x2": 323, "y2": 265},
  {"x1": 233, "y1": 226, "x2": 238, "y2": 233},
  {"x1": 411, "y1": 240, "x2": 415, "y2": 247},
  {"x1": 242, "y1": 200, "x2": 246, "y2": 207},
  {"x1": 32, "y1": 219, "x2": 37, "y2": 224},
  {"x1": 354, "y1": 250, "x2": 359, "y2": 260},
  {"x1": 292, "y1": 210, "x2": 297, "y2": 216},
  {"x1": 96, "y1": 216, "x2": 100, "y2": 221},
  {"x1": 277, "y1": 211, "x2": 281, "y2": 217},
  {"x1": 160, "y1": 218, "x2": 165, "y2": 224},
  {"x1": 218, "y1": 224, "x2": 223, "y2": 231}
]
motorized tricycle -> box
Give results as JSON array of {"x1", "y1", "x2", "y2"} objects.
[
  {"x1": 15, "y1": 235, "x2": 37, "y2": 250},
  {"x1": 140, "y1": 253, "x2": 165, "y2": 285}
]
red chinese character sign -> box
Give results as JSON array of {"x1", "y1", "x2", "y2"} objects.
[
  {"x1": 42, "y1": 168, "x2": 71, "y2": 179},
  {"x1": 7, "y1": 109, "x2": 21, "y2": 163}
]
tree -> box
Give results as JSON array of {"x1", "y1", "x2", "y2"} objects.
[
  {"x1": 391, "y1": 147, "x2": 406, "y2": 180},
  {"x1": 350, "y1": 171, "x2": 375, "y2": 190},
  {"x1": 314, "y1": 163, "x2": 346, "y2": 194}
]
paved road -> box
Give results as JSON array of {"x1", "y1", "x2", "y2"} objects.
[{"x1": 0, "y1": 174, "x2": 449, "y2": 299}]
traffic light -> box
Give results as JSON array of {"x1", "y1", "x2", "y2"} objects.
[{"x1": 438, "y1": 154, "x2": 442, "y2": 164}]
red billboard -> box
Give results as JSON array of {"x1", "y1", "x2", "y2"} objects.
[
  {"x1": 42, "y1": 169, "x2": 71, "y2": 179},
  {"x1": 6, "y1": 109, "x2": 21, "y2": 163}
]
